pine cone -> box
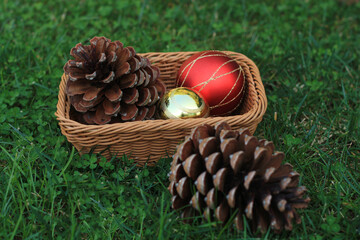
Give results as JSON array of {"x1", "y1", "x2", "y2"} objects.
[
  {"x1": 168, "y1": 122, "x2": 310, "y2": 233},
  {"x1": 63, "y1": 36, "x2": 166, "y2": 124}
]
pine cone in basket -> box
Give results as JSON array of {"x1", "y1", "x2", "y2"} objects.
[
  {"x1": 168, "y1": 122, "x2": 310, "y2": 233},
  {"x1": 64, "y1": 36, "x2": 166, "y2": 124}
]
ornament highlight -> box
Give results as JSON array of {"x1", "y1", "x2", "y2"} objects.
[
  {"x1": 176, "y1": 51, "x2": 245, "y2": 116},
  {"x1": 158, "y1": 87, "x2": 209, "y2": 119}
]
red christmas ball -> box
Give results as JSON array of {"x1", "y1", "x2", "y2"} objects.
[{"x1": 176, "y1": 51, "x2": 245, "y2": 116}]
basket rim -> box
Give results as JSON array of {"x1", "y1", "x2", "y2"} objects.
[{"x1": 55, "y1": 50, "x2": 267, "y2": 133}]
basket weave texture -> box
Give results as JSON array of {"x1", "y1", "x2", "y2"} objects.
[{"x1": 55, "y1": 51, "x2": 267, "y2": 166}]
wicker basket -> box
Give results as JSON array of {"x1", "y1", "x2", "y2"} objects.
[{"x1": 55, "y1": 51, "x2": 267, "y2": 166}]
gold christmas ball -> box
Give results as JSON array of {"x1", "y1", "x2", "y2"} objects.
[{"x1": 158, "y1": 87, "x2": 210, "y2": 119}]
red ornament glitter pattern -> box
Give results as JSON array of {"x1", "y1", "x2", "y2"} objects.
[{"x1": 176, "y1": 51, "x2": 245, "y2": 116}]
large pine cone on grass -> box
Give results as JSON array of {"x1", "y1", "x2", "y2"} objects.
[
  {"x1": 64, "y1": 36, "x2": 166, "y2": 124},
  {"x1": 168, "y1": 122, "x2": 310, "y2": 233}
]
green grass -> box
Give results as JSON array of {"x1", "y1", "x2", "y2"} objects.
[{"x1": 0, "y1": 0, "x2": 359, "y2": 239}]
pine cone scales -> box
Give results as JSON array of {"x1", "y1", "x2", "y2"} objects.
[
  {"x1": 64, "y1": 36, "x2": 166, "y2": 124},
  {"x1": 168, "y1": 122, "x2": 310, "y2": 233}
]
